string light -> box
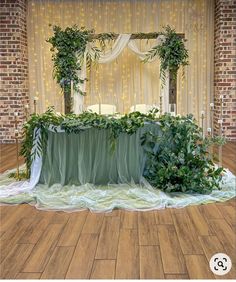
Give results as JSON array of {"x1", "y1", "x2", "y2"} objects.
[{"x1": 27, "y1": 0, "x2": 212, "y2": 121}]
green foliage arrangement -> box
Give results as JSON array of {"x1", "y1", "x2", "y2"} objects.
[
  {"x1": 141, "y1": 114, "x2": 225, "y2": 194},
  {"x1": 20, "y1": 108, "x2": 224, "y2": 194},
  {"x1": 144, "y1": 26, "x2": 189, "y2": 83},
  {"x1": 47, "y1": 25, "x2": 189, "y2": 112},
  {"x1": 47, "y1": 25, "x2": 115, "y2": 113},
  {"x1": 20, "y1": 108, "x2": 64, "y2": 174},
  {"x1": 20, "y1": 108, "x2": 158, "y2": 172},
  {"x1": 47, "y1": 25, "x2": 92, "y2": 113}
]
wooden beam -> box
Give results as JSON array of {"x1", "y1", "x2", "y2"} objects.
[{"x1": 92, "y1": 32, "x2": 185, "y2": 40}]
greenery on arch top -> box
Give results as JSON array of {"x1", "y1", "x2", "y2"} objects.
[
  {"x1": 144, "y1": 25, "x2": 189, "y2": 83},
  {"x1": 47, "y1": 25, "x2": 189, "y2": 113}
]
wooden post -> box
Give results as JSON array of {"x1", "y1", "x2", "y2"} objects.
[
  {"x1": 64, "y1": 88, "x2": 72, "y2": 114},
  {"x1": 169, "y1": 71, "x2": 177, "y2": 113}
]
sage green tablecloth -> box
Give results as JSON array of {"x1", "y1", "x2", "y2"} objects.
[{"x1": 39, "y1": 124, "x2": 160, "y2": 186}]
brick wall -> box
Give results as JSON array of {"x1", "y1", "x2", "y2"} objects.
[
  {"x1": 0, "y1": 0, "x2": 29, "y2": 143},
  {"x1": 0, "y1": 0, "x2": 235, "y2": 142},
  {"x1": 214, "y1": 0, "x2": 236, "y2": 140}
]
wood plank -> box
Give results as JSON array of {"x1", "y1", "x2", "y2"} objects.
[
  {"x1": 187, "y1": 205, "x2": 213, "y2": 235},
  {"x1": 227, "y1": 197, "x2": 236, "y2": 207},
  {"x1": 50, "y1": 211, "x2": 69, "y2": 225},
  {"x1": 165, "y1": 274, "x2": 189, "y2": 279},
  {"x1": 95, "y1": 216, "x2": 120, "y2": 259},
  {"x1": 104, "y1": 209, "x2": 120, "y2": 217},
  {"x1": 90, "y1": 260, "x2": 115, "y2": 279},
  {"x1": 92, "y1": 32, "x2": 185, "y2": 40},
  {"x1": 18, "y1": 213, "x2": 53, "y2": 244},
  {"x1": 116, "y1": 229, "x2": 139, "y2": 279},
  {"x1": 138, "y1": 211, "x2": 159, "y2": 245},
  {"x1": 0, "y1": 206, "x2": 16, "y2": 219},
  {"x1": 199, "y1": 235, "x2": 225, "y2": 260},
  {"x1": 158, "y1": 224, "x2": 186, "y2": 274},
  {"x1": 41, "y1": 246, "x2": 74, "y2": 279},
  {"x1": 66, "y1": 233, "x2": 98, "y2": 279},
  {"x1": 0, "y1": 204, "x2": 33, "y2": 233},
  {"x1": 218, "y1": 205, "x2": 236, "y2": 228},
  {"x1": 140, "y1": 246, "x2": 164, "y2": 279},
  {"x1": 0, "y1": 142, "x2": 235, "y2": 279},
  {"x1": 57, "y1": 211, "x2": 87, "y2": 246},
  {"x1": 172, "y1": 210, "x2": 204, "y2": 254},
  {"x1": 0, "y1": 144, "x2": 24, "y2": 173},
  {"x1": 81, "y1": 212, "x2": 104, "y2": 234},
  {"x1": 1, "y1": 217, "x2": 34, "y2": 242},
  {"x1": 15, "y1": 272, "x2": 42, "y2": 279},
  {"x1": 154, "y1": 208, "x2": 173, "y2": 224},
  {"x1": 0, "y1": 244, "x2": 34, "y2": 279},
  {"x1": 199, "y1": 235, "x2": 236, "y2": 279},
  {"x1": 209, "y1": 219, "x2": 236, "y2": 262},
  {"x1": 185, "y1": 255, "x2": 215, "y2": 279},
  {"x1": 120, "y1": 210, "x2": 138, "y2": 229},
  {"x1": 199, "y1": 203, "x2": 223, "y2": 219},
  {"x1": 22, "y1": 224, "x2": 63, "y2": 273},
  {"x1": 0, "y1": 217, "x2": 36, "y2": 264}
]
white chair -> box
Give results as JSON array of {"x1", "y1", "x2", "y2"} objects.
[
  {"x1": 130, "y1": 104, "x2": 159, "y2": 114},
  {"x1": 87, "y1": 104, "x2": 117, "y2": 115}
]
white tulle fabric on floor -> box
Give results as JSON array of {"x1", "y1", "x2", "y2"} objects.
[
  {"x1": 0, "y1": 153, "x2": 235, "y2": 213},
  {"x1": 0, "y1": 167, "x2": 235, "y2": 212}
]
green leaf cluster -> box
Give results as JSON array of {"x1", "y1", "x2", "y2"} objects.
[
  {"x1": 144, "y1": 25, "x2": 189, "y2": 84},
  {"x1": 47, "y1": 25, "x2": 94, "y2": 95},
  {"x1": 47, "y1": 25, "x2": 116, "y2": 96},
  {"x1": 141, "y1": 114, "x2": 225, "y2": 194},
  {"x1": 20, "y1": 108, "x2": 224, "y2": 194},
  {"x1": 20, "y1": 108, "x2": 64, "y2": 175}
]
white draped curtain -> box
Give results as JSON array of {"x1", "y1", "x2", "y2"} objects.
[
  {"x1": 27, "y1": 0, "x2": 215, "y2": 127},
  {"x1": 74, "y1": 34, "x2": 169, "y2": 113}
]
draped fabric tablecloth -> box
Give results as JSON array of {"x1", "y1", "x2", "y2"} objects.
[
  {"x1": 39, "y1": 124, "x2": 161, "y2": 186},
  {"x1": 0, "y1": 122, "x2": 235, "y2": 212}
]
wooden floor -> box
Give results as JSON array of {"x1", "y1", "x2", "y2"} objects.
[{"x1": 0, "y1": 143, "x2": 235, "y2": 279}]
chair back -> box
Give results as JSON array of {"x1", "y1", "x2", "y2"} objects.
[
  {"x1": 87, "y1": 104, "x2": 116, "y2": 115},
  {"x1": 130, "y1": 104, "x2": 159, "y2": 114}
]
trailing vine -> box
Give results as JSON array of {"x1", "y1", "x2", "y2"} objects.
[
  {"x1": 47, "y1": 25, "x2": 116, "y2": 113},
  {"x1": 47, "y1": 25, "x2": 92, "y2": 94},
  {"x1": 20, "y1": 108, "x2": 225, "y2": 194},
  {"x1": 144, "y1": 25, "x2": 189, "y2": 84}
]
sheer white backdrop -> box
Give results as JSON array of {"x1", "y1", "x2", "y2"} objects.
[
  {"x1": 27, "y1": 0, "x2": 214, "y2": 127},
  {"x1": 74, "y1": 34, "x2": 170, "y2": 113}
]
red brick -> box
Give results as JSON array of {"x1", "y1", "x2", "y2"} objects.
[
  {"x1": 0, "y1": 0, "x2": 29, "y2": 143},
  {"x1": 214, "y1": 0, "x2": 236, "y2": 140}
]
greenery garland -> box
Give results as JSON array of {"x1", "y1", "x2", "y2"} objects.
[
  {"x1": 144, "y1": 25, "x2": 189, "y2": 84},
  {"x1": 20, "y1": 108, "x2": 224, "y2": 194}
]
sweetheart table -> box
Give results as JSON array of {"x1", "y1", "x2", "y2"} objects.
[{"x1": 39, "y1": 123, "x2": 160, "y2": 186}]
